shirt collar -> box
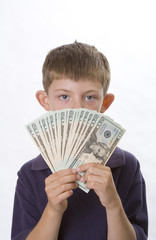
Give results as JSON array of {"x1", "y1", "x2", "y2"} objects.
[
  {"x1": 31, "y1": 147, "x2": 125, "y2": 171},
  {"x1": 106, "y1": 147, "x2": 125, "y2": 168},
  {"x1": 31, "y1": 154, "x2": 49, "y2": 171}
]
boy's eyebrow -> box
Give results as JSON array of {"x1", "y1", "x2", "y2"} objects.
[
  {"x1": 54, "y1": 89, "x2": 100, "y2": 93},
  {"x1": 54, "y1": 89, "x2": 72, "y2": 92}
]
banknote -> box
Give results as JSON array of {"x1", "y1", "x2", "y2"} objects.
[
  {"x1": 64, "y1": 110, "x2": 100, "y2": 168},
  {"x1": 68, "y1": 115, "x2": 125, "y2": 192},
  {"x1": 62, "y1": 109, "x2": 75, "y2": 165},
  {"x1": 61, "y1": 109, "x2": 80, "y2": 166},
  {"x1": 26, "y1": 119, "x2": 55, "y2": 172},
  {"x1": 25, "y1": 109, "x2": 126, "y2": 192}
]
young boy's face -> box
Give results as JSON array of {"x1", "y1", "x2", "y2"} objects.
[
  {"x1": 36, "y1": 79, "x2": 114, "y2": 113},
  {"x1": 48, "y1": 79, "x2": 104, "y2": 112}
]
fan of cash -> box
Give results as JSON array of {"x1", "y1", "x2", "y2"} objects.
[{"x1": 26, "y1": 108, "x2": 125, "y2": 192}]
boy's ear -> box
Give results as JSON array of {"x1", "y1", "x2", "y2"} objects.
[
  {"x1": 35, "y1": 90, "x2": 51, "y2": 111},
  {"x1": 100, "y1": 93, "x2": 115, "y2": 113}
]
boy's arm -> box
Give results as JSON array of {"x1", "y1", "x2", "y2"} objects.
[
  {"x1": 26, "y1": 204, "x2": 63, "y2": 240},
  {"x1": 77, "y1": 163, "x2": 137, "y2": 240},
  {"x1": 106, "y1": 201, "x2": 137, "y2": 240},
  {"x1": 26, "y1": 169, "x2": 79, "y2": 240}
]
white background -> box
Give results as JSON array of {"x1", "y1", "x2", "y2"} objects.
[{"x1": 0, "y1": 0, "x2": 155, "y2": 239}]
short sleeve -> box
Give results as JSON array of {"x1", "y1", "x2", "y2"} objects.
[
  {"x1": 11, "y1": 169, "x2": 40, "y2": 240},
  {"x1": 118, "y1": 151, "x2": 148, "y2": 240}
]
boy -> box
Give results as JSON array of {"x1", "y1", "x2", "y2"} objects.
[{"x1": 11, "y1": 42, "x2": 148, "y2": 240}]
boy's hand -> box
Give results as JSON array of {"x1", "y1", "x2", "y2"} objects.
[
  {"x1": 45, "y1": 169, "x2": 79, "y2": 215},
  {"x1": 77, "y1": 163, "x2": 121, "y2": 210}
]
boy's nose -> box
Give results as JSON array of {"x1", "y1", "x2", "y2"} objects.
[{"x1": 71, "y1": 100, "x2": 83, "y2": 109}]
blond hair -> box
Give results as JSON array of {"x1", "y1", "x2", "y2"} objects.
[{"x1": 42, "y1": 42, "x2": 110, "y2": 96}]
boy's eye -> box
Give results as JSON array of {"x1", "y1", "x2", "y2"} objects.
[
  {"x1": 60, "y1": 95, "x2": 69, "y2": 100},
  {"x1": 85, "y1": 96, "x2": 95, "y2": 100}
]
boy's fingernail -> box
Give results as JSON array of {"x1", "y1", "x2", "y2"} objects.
[
  {"x1": 76, "y1": 174, "x2": 81, "y2": 180},
  {"x1": 80, "y1": 176, "x2": 84, "y2": 182},
  {"x1": 76, "y1": 168, "x2": 80, "y2": 172},
  {"x1": 72, "y1": 169, "x2": 77, "y2": 173}
]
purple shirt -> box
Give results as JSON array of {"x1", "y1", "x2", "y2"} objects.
[{"x1": 11, "y1": 148, "x2": 148, "y2": 240}]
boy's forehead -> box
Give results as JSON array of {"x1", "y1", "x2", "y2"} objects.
[{"x1": 48, "y1": 78, "x2": 103, "y2": 90}]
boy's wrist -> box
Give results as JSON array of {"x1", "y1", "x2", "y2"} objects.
[
  {"x1": 45, "y1": 203, "x2": 64, "y2": 220},
  {"x1": 105, "y1": 196, "x2": 122, "y2": 213}
]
